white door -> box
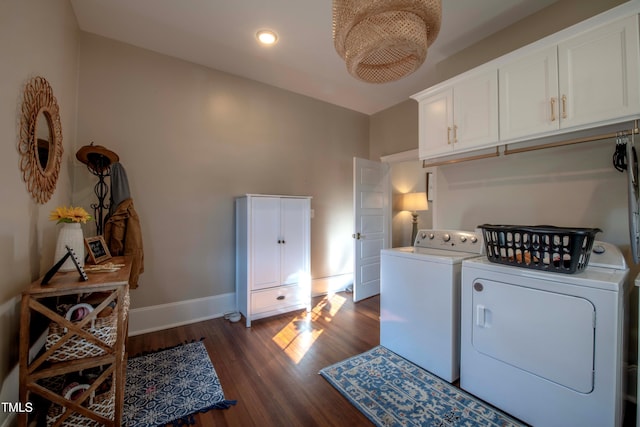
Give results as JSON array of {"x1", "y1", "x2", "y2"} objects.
[{"x1": 353, "y1": 157, "x2": 390, "y2": 302}]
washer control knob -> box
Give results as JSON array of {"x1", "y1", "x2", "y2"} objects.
[
  {"x1": 442, "y1": 233, "x2": 451, "y2": 242},
  {"x1": 470, "y1": 236, "x2": 478, "y2": 243},
  {"x1": 428, "y1": 233, "x2": 435, "y2": 240},
  {"x1": 420, "y1": 232, "x2": 427, "y2": 239},
  {"x1": 460, "y1": 235, "x2": 467, "y2": 243}
]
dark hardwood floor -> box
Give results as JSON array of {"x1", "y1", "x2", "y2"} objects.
[
  {"x1": 127, "y1": 292, "x2": 638, "y2": 427},
  {"x1": 126, "y1": 292, "x2": 380, "y2": 426}
]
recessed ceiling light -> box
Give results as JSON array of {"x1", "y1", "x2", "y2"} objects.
[{"x1": 256, "y1": 29, "x2": 278, "y2": 46}]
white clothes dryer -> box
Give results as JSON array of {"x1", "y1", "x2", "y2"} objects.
[
  {"x1": 380, "y1": 229, "x2": 483, "y2": 382},
  {"x1": 460, "y1": 241, "x2": 630, "y2": 427}
]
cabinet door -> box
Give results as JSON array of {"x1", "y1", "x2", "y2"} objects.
[
  {"x1": 251, "y1": 197, "x2": 281, "y2": 290},
  {"x1": 453, "y1": 69, "x2": 499, "y2": 152},
  {"x1": 280, "y1": 198, "x2": 309, "y2": 286},
  {"x1": 499, "y1": 46, "x2": 560, "y2": 141},
  {"x1": 418, "y1": 87, "x2": 454, "y2": 159},
  {"x1": 558, "y1": 14, "x2": 640, "y2": 129}
]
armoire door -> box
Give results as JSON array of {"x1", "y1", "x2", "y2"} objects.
[
  {"x1": 251, "y1": 197, "x2": 281, "y2": 290},
  {"x1": 280, "y1": 198, "x2": 309, "y2": 286}
]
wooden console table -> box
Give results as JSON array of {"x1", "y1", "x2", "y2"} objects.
[{"x1": 19, "y1": 257, "x2": 131, "y2": 427}]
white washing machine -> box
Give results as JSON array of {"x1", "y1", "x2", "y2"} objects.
[
  {"x1": 460, "y1": 241, "x2": 630, "y2": 427},
  {"x1": 380, "y1": 229, "x2": 483, "y2": 383}
]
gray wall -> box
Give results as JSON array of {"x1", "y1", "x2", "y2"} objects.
[
  {"x1": 74, "y1": 33, "x2": 369, "y2": 309},
  {"x1": 0, "y1": 0, "x2": 79, "y2": 423}
]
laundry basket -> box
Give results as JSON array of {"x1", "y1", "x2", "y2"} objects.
[
  {"x1": 478, "y1": 224, "x2": 601, "y2": 274},
  {"x1": 45, "y1": 382, "x2": 114, "y2": 426},
  {"x1": 45, "y1": 291, "x2": 129, "y2": 362}
]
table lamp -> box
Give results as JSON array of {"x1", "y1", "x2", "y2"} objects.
[{"x1": 402, "y1": 192, "x2": 428, "y2": 244}]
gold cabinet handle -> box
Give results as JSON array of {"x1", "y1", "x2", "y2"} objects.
[
  {"x1": 550, "y1": 98, "x2": 556, "y2": 122},
  {"x1": 447, "y1": 127, "x2": 452, "y2": 144},
  {"x1": 561, "y1": 94, "x2": 567, "y2": 119},
  {"x1": 453, "y1": 125, "x2": 458, "y2": 144}
]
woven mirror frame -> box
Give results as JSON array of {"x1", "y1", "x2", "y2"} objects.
[
  {"x1": 18, "y1": 76, "x2": 63, "y2": 204},
  {"x1": 333, "y1": 0, "x2": 442, "y2": 83}
]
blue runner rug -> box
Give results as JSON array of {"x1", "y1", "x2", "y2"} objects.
[
  {"x1": 320, "y1": 346, "x2": 527, "y2": 427},
  {"x1": 124, "y1": 340, "x2": 236, "y2": 427}
]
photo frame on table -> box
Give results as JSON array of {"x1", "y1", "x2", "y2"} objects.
[
  {"x1": 41, "y1": 246, "x2": 88, "y2": 285},
  {"x1": 84, "y1": 235, "x2": 112, "y2": 264}
]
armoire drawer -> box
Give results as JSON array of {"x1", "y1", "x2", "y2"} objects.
[{"x1": 251, "y1": 285, "x2": 305, "y2": 313}]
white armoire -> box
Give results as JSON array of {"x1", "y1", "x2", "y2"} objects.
[{"x1": 235, "y1": 194, "x2": 311, "y2": 327}]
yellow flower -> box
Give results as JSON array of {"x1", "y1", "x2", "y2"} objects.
[
  {"x1": 48, "y1": 206, "x2": 67, "y2": 222},
  {"x1": 49, "y1": 206, "x2": 93, "y2": 224}
]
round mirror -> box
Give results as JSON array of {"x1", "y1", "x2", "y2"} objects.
[
  {"x1": 35, "y1": 109, "x2": 53, "y2": 171},
  {"x1": 18, "y1": 77, "x2": 63, "y2": 204}
]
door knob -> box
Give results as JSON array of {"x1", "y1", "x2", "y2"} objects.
[{"x1": 352, "y1": 232, "x2": 362, "y2": 240}]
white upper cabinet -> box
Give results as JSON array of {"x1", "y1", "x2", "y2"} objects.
[
  {"x1": 500, "y1": 15, "x2": 640, "y2": 143},
  {"x1": 418, "y1": 87, "x2": 453, "y2": 158},
  {"x1": 416, "y1": 7, "x2": 640, "y2": 160},
  {"x1": 558, "y1": 14, "x2": 640, "y2": 130},
  {"x1": 499, "y1": 46, "x2": 560, "y2": 141},
  {"x1": 454, "y1": 70, "x2": 500, "y2": 151},
  {"x1": 417, "y1": 69, "x2": 499, "y2": 159}
]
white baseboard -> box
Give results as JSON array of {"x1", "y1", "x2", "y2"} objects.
[
  {"x1": 128, "y1": 293, "x2": 236, "y2": 336},
  {"x1": 128, "y1": 273, "x2": 354, "y2": 336},
  {"x1": 311, "y1": 273, "x2": 353, "y2": 297}
]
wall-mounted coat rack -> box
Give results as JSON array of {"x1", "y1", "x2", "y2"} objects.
[{"x1": 76, "y1": 143, "x2": 119, "y2": 235}]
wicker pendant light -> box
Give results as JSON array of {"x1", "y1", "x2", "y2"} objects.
[{"x1": 333, "y1": 0, "x2": 442, "y2": 83}]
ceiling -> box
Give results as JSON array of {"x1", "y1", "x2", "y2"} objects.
[{"x1": 69, "y1": 0, "x2": 559, "y2": 115}]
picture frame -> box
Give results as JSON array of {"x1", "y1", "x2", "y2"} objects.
[
  {"x1": 84, "y1": 235, "x2": 112, "y2": 264},
  {"x1": 42, "y1": 245, "x2": 88, "y2": 285}
]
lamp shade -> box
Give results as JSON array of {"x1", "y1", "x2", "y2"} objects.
[
  {"x1": 332, "y1": 0, "x2": 442, "y2": 83},
  {"x1": 402, "y1": 192, "x2": 428, "y2": 212}
]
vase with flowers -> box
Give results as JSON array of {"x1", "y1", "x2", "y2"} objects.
[{"x1": 50, "y1": 206, "x2": 93, "y2": 271}]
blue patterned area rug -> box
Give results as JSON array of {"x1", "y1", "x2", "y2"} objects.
[
  {"x1": 124, "y1": 340, "x2": 236, "y2": 427},
  {"x1": 319, "y1": 346, "x2": 527, "y2": 427}
]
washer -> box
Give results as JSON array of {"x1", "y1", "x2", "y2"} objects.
[
  {"x1": 460, "y1": 241, "x2": 630, "y2": 427},
  {"x1": 380, "y1": 229, "x2": 483, "y2": 382}
]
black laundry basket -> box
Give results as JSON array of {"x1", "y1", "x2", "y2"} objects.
[{"x1": 478, "y1": 224, "x2": 601, "y2": 274}]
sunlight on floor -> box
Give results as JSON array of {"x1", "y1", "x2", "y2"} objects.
[{"x1": 272, "y1": 293, "x2": 347, "y2": 364}]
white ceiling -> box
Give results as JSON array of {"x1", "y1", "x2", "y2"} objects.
[{"x1": 69, "y1": 0, "x2": 559, "y2": 115}]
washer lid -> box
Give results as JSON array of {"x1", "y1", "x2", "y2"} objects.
[{"x1": 381, "y1": 246, "x2": 482, "y2": 264}]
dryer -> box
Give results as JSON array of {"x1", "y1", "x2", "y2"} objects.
[{"x1": 460, "y1": 242, "x2": 630, "y2": 427}]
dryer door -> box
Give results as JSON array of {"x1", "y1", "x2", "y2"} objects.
[{"x1": 472, "y1": 279, "x2": 595, "y2": 393}]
